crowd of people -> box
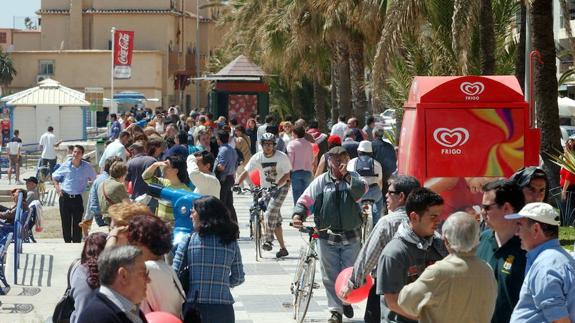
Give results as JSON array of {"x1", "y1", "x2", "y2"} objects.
[{"x1": 6, "y1": 105, "x2": 573, "y2": 323}]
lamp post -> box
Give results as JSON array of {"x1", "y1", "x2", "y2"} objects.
[{"x1": 196, "y1": 0, "x2": 201, "y2": 111}]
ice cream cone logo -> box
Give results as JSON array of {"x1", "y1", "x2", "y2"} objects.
[
  {"x1": 433, "y1": 128, "x2": 470, "y2": 148},
  {"x1": 460, "y1": 82, "x2": 485, "y2": 96}
]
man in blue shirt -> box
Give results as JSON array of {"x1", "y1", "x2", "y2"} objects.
[
  {"x1": 108, "y1": 113, "x2": 122, "y2": 140},
  {"x1": 505, "y1": 203, "x2": 575, "y2": 323},
  {"x1": 215, "y1": 129, "x2": 238, "y2": 222},
  {"x1": 53, "y1": 145, "x2": 97, "y2": 243}
]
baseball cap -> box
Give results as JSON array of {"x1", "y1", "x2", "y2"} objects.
[
  {"x1": 510, "y1": 167, "x2": 547, "y2": 188},
  {"x1": 328, "y1": 146, "x2": 348, "y2": 156},
  {"x1": 357, "y1": 140, "x2": 372, "y2": 153},
  {"x1": 504, "y1": 202, "x2": 560, "y2": 226},
  {"x1": 24, "y1": 177, "x2": 38, "y2": 184},
  {"x1": 327, "y1": 135, "x2": 342, "y2": 146}
]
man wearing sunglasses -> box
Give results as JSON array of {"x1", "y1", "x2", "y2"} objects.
[{"x1": 476, "y1": 179, "x2": 526, "y2": 323}]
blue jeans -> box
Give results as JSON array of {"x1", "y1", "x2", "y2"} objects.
[
  {"x1": 291, "y1": 170, "x2": 312, "y2": 205},
  {"x1": 317, "y1": 238, "x2": 362, "y2": 314},
  {"x1": 362, "y1": 185, "x2": 384, "y2": 224}
]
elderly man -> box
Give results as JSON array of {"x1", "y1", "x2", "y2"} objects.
[
  {"x1": 186, "y1": 150, "x2": 220, "y2": 198},
  {"x1": 377, "y1": 188, "x2": 447, "y2": 323},
  {"x1": 510, "y1": 166, "x2": 548, "y2": 203},
  {"x1": 476, "y1": 179, "x2": 526, "y2": 323},
  {"x1": 340, "y1": 175, "x2": 421, "y2": 323},
  {"x1": 77, "y1": 245, "x2": 150, "y2": 323},
  {"x1": 398, "y1": 212, "x2": 498, "y2": 323},
  {"x1": 506, "y1": 203, "x2": 575, "y2": 322},
  {"x1": 293, "y1": 146, "x2": 368, "y2": 323}
]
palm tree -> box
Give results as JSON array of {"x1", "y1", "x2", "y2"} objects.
[
  {"x1": 0, "y1": 49, "x2": 16, "y2": 97},
  {"x1": 531, "y1": 0, "x2": 562, "y2": 187},
  {"x1": 479, "y1": 0, "x2": 495, "y2": 74}
]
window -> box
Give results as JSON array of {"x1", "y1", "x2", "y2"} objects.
[
  {"x1": 0, "y1": 32, "x2": 6, "y2": 44},
  {"x1": 39, "y1": 60, "x2": 55, "y2": 75}
]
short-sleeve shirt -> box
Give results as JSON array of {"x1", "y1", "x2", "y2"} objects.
[
  {"x1": 377, "y1": 234, "x2": 445, "y2": 323},
  {"x1": 476, "y1": 229, "x2": 526, "y2": 323},
  {"x1": 7, "y1": 138, "x2": 21, "y2": 155},
  {"x1": 39, "y1": 132, "x2": 57, "y2": 159},
  {"x1": 215, "y1": 143, "x2": 238, "y2": 176},
  {"x1": 245, "y1": 151, "x2": 292, "y2": 188}
]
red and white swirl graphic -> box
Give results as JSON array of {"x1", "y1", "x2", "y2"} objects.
[
  {"x1": 433, "y1": 128, "x2": 470, "y2": 148},
  {"x1": 459, "y1": 82, "x2": 485, "y2": 96}
]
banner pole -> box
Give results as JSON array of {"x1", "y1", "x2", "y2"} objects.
[{"x1": 110, "y1": 27, "x2": 116, "y2": 115}]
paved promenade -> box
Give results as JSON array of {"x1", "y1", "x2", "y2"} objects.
[{"x1": 1, "y1": 189, "x2": 367, "y2": 322}]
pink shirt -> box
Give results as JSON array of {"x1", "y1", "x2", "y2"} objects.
[{"x1": 287, "y1": 137, "x2": 314, "y2": 172}]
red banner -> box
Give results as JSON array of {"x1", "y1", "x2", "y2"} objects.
[{"x1": 113, "y1": 30, "x2": 134, "y2": 79}]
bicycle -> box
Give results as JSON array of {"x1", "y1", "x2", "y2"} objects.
[
  {"x1": 234, "y1": 185, "x2": 276, "y2": 261},
  {"x1": 290, "y1": 224, "x2": 319, "y2": 323},
  {"x1": 360, "y1": 199, "x2": 374, "y2": 244}
]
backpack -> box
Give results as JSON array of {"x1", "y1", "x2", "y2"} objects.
[{"x1": 355, "y1": 155, "x2": 376, "y2": 177}]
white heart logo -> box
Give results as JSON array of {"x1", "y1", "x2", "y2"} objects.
[
  {"x1": 460, "y1": 82, "x2": 485, "y2": 96},
  {"x1": 433, "y1": 128, "x2": 470, "y2": 148}
]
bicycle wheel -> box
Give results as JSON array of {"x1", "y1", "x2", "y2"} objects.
[
  {"x1": 291, "y1": 247, "x2": 307, "y2": 320},
  {"x1": 295, "y1": 256, "x2": 316, "y2": 323}
]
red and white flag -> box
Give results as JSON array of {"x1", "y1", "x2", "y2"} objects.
[{"x1": 113, "y1": 30, "x2": 134, "y2": 79}]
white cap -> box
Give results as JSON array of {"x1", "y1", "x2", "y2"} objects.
[
  {"x1": 504, "y1": 202, "x2": 560, "y2": 226},
  {"x1": 357, "y1": 140, "x2": 372, "y2": 153}
]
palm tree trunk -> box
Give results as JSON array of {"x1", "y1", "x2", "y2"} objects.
[
  {"x1": 480, "y1": 0, "x2": 496, "y2": 74},
  {"x1": 516, "y1": 2, "x2": 526, "y2": 91},
  {"x1": 313, "y1": 78, "x2": 328, "y2": 133},
  {"x1": 331, "y1": 50, "x2": 339, "y2": 124},
  {"x1": 348, "y1": 36, "x2": 368, "y2": 127},
  {"x1": 532, "y1": 0, "x2": 562, "y2": 187},
  {"x1": 334, "y1": 39, "x2": 352, "y2": 119}
]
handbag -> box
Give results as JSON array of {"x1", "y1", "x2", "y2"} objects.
[
  {"x1": 177, "y1": 234, "x2": 192, "y2": 296},
  {"x1": 52, "y1": 259, "x2": 79, "y2": 323}
]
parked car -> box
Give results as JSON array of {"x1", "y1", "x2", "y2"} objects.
[{"x1": 380, "y1": 109, "x2": 397, "y2": 126}]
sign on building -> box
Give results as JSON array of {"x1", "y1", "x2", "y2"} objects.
[
  {"x1": 85, "y1": 87, "x2": 104, "y2": 112},
  {"x1": 113, "y1": 30, "x2": 135, "y2": 79}
]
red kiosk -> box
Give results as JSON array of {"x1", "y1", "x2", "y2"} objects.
[{"x1": 398, "y1": 76, "x2": 540, "y2": 216}]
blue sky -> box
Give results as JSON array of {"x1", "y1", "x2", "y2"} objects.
[{"x1": 0, "y1": 0, "x2": 41, "y2": 28}]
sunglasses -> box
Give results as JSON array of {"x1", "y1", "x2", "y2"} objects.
[{"x1": 481, "y1": 203, "x2": 498, "y2": 211}]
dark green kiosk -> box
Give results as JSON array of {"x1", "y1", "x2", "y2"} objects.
[{"x1": 206, "y1": 55, "x2": 269, "y2": 125}]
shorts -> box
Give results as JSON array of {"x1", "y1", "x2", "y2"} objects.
[{"x1": 9, "y1": 155, "x2": 20, "y2": 167}]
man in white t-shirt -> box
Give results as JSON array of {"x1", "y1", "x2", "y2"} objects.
[
  {"x1": 39, "y1": 126, "x2": 62, "y2": 178},
  {"x1": 98, "y1": 131, "x2": 131, "y2": 169},
  {"x1": 347, "y1": 140, "x2": 384, "y2": 223},
  {"x1": 236, "y1": 133, "x2": 292, "y2": 258},
  {"x1": 7, "y1": 130, "x2": 22, "y2": 184},
  {"x1": 186, "y1": 150, "x2": 220, "y2": 198}
]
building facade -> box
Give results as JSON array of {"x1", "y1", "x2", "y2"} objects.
[{"x1": 3, "y1": 0, "x2": 224, "y2": 112}]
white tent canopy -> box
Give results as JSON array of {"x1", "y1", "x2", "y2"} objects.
[
  {"x1": 558, "y1": 96, "x2": 575, "y2": 118},
  {"x1": 1, "y1": 79, "x2": 90, "y2": 106}
]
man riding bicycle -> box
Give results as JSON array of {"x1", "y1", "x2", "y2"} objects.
[
  {"x1": 236, "y1": 133, "x2": 292, "y2": 258},
  {"x1": 292, "y1": 146, "x2": 368, "y2": 323}
]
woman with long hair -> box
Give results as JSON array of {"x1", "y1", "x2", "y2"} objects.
[
  {"x1": 142, "y1": 155, "x2": 193, "y2": 224},
  {"x1": 172, "y1": 196, "x2": 244, "y2": 323},
  {"x1": 245, "y1": 118, "x2": 258, "y2": 154},
  {"x1": 69, "y1": 232, "x2": 107, "y2": 323},
  {"x1": 128, "y1": 214, "x2": 184, "y2": 317}
]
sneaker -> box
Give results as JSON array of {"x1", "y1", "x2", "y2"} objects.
[
  {"x1": 343, "y1": 304, "x2": 354, "y2": 318},
  {"x1": 328, "y1": 311, "x2": 342, "y2": 323},
  {"x1": 262, "y1": 241, "x2": 273, "y2": 251},
  {"x1": 15, "y1": 180, "x2": 23, "y2": 185},
  {"x1": 275, "y1": 248, "x2": 288, "y2": 258}
]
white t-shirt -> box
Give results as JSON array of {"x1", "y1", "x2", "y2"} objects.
[
  {"x1": 7, "y1": 140, "x2": 21, "y2": 155},
  {"x1": 98, "y1": 139, "x2": 127, "y2": 168},
  {"x1": 347, "y1": 156, "x2": 383, "y2": 188},
  {"x1": 39, "y1": 132, "x2": 57, "y2": 159},
  {"x1": 245, "y1": 150, "x2": 292, "y2": 188}
]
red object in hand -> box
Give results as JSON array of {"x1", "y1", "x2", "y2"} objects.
[
  {"x1": 127, "y1": 181, "x2": 133, "y2": 195},
  {"x1": 335, "y1": 267, "x2": 373, "y2": 304},
  {"x1": 249, "y1": 170, "x2": 260, "y2": 186},
  {"x1": 145, "y1": 312, "x2": 182, "y2": 323}
]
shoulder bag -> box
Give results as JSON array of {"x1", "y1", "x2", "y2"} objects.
[{"x1": 52, "y1": 259, "x2": 79, "y2": 323}]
